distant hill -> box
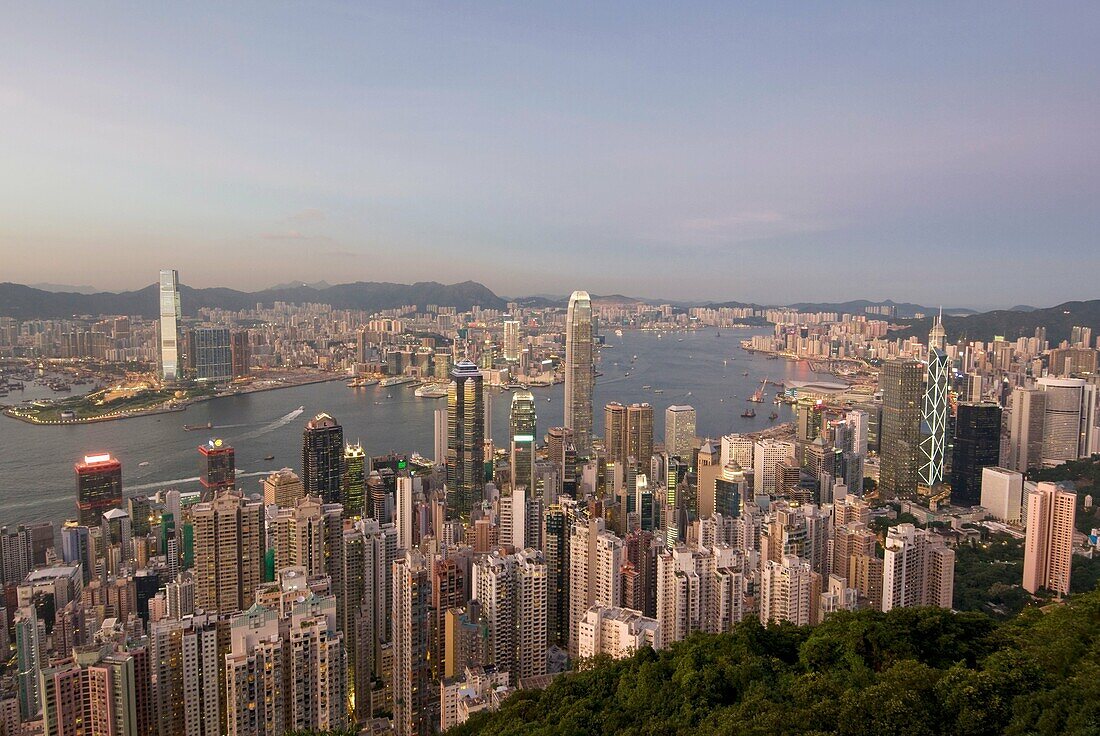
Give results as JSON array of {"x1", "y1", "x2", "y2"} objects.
[
  {"x1": 28, "y1": 282, "x2": 100, "y2": 294},
  {"x1": 0, "y1": 280, "x2": 507, "y2": 319},
  {"x1": 1009, "y1": 304, "x2": 1039, "y2": 312},
  {"x1": 896, "y1": 300, "x2": 1100, "y2": 344},
  {"x1": 785, "y1": 299, "x2": 976, "y2": 318}
]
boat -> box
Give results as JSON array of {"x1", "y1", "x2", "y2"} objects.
[
  {"x1": 685, "y1": 392, "x2": 692, "y2": 397},
  {"x1": 642, "y1": 385, "x2": 652, "y2": 390},
  {"x1": 414, "y1": 383, "x2": 449, "y2": 398},
  {"x1": 742, "y1": 371, "x2": 749, "y2": 376},
  {"x1": 264, "y1": 455, "x2": 275, "y2": 461},
  {"x1": 379, "y1": 376, "x2": 416, "y2": 387},
  {"x1": 347, "y1": 377, "x2": 379, "y2": 388},
  {"x1": 741, "y1": 408, "x2": 756, "y2": 418},
  {"x1": 184, "y1": 422, "x2": 213, "y2": 431},
  {"x1": 768, "y1": 412, "x2": 779, "y2": 421},
  {"x1": 749, "y1": 378, "x2": 767, "y2": 403},
  {"x1": 138, "y1": 461, "x2": 150, "y2": 467},
  {"x1": 653, "y1": 389, "x2": 664, "y2": 394},
  {"x1": 615, "y1": 329, "x2": 623, "y2": 337},
  {"x1": 546, "y1": 397, "x2": 551, "y2": 402}
]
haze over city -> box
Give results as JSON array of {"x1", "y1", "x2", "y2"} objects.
[{"x1": 3, "y1": 3, "x2": 1099, "y2": 307}]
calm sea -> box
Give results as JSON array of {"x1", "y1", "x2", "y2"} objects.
[{"x1": 0, "y1": 328, "x2": 832, "y2": 525}]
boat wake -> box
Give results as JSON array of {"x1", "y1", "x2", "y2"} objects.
[
  {"x1": 126, "y1": 470, "x2": 269, "y2": 493},
  {"x1": 239, "y1": 406, "x2": 306, "y2": 440}
]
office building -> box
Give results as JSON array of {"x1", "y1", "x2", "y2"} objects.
[
  {"x1": 230, "y1": 330, "x2": 251, "y2": 378},
  {"x1": 665, "y1": 405, "x2": 696, "y2": 460},
  {"x1": 159, "y1": 268, "x2": 181, "y2": 382},
  {"x1": 918, "y1": 313, "x2": 949, "y2": 488},
  {"x1": 1023, "y1": 482, "x2": 1076, "y2": 596},
  {"x1": 564, "y1": 290, "x2": 594, "y2": 458},
  {"x1": 881, "y1": 524, "x2": 955, "y2": 611},
  {"x1": 510, "y1": 391, "x2": 537, "y2": 493},
  {"x1": 191, "y1": 326, "x2": 233, "y2": 383},
  {"x1": 1007, "y1": 388, "x2": 1047, "y2": 473},
  {"x1": 75, "y1": 453, "x2": 123, "y2": 528},
  {"x1": 980, "y1": 467, "x2": 1024, "y2": 524},
  {"x1": 752, "y1": 439, "x2": 795, "y2": 496},
  {"x1": 604, "y1": 402, "x2": 627, "y2": 469},
  {"x1": 879, "y1": 360, "x2": 924, "y2": 497},
  {"x1": 1037, "y1": 377, "x2": 1096, "y2": 466},
  {"x1": 302, "y1": 413, "x2": 345, "y2": 503},
  {"x1": 198, "y1": 438, "x2": 235, "y2": 497},
  {"x1": 191, "y1": 490, "x2": 265, "y2": 613},
  {"x1": 343, "y1": 443, "x2": 367, "y2": 518},
  {"x1": 447, "y1": 360, "x2": 486, "y2": 520},
  {"x1": 951, "y1": 402, "x2": 1002, "y2": 506}
]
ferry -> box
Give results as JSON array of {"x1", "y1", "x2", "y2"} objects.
[
  {"x1": 653, "y1": 389, "x2": 664, "y2": 394},
  {"x1": 347, "y1": 377, "x2": 379, "y2": 388},
  {"x1": 414, "y1": 384, "x2": 449, "y2": 398},
  {"x1": 379, "y1": 376, "x2": 417, "y2": 387},
  {"x1": 642, "y1": 385, "x2": 652, "y2": 390}
]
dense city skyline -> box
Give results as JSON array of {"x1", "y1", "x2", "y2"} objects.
[{"x1": 3, "y1": 4, "x2": 1099, "y2": 306}]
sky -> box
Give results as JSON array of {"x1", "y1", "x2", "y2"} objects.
[{"x1": 1, "y1": 2, "x2": 1098, "y2": 309}]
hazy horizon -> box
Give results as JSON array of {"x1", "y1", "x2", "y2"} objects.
[{"x1": 2, "y1": 3, "x2": 1098, "y2": 306}]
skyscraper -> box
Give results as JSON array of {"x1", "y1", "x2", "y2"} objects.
[
  {"x1": 159, "y1": 269, "x2": 181, "y2": 382},
  {"x1": 343, "y1": 442, "x2": 367, "y2": 518},
  {"x1": 564, "y1": 290, "x2": 594, "y2": 458},
  {"x1": 881, "y1": 523, "x2": 955, "y2": 611},
  {"x1": 1023, "y1": 482, "x2": 1076, "y2": 596},
  {"x1": 951, "y1": 402, "x2": 1003, "y2": 506},
  {"x1": 446, "y1": 359, "x2": 485, "y2": 520},
  {"x1": 198, "y1": 438, "x2": 235, "y2": 497},
  {"x1": 1007, "y1": 387, "x2": 1047, "y2": 473},
  {"x1": 191, "y1": 490, "x2": 265, "y2": 613},
  {"x1": 302, "y1": 413, "x2": 345, "y2": 503},
  {"x1": 191, "y1": 326, "x2": 233, "y2": 382},
  {"x1": 503, "y1": 319, "x2": 521, "y2": 362},
  {"x1": 604, "y1": 402, "x2": 627, "y2": 469},
  {"x1": 392, "y1": 550, "x2": 432, "y2": 736},
  {"x1": 230, "y1": 330, "x2": 251, "y2": 378},
  {"x1": 75, "y1": 453, "x2": 122, "y2": 528},
  {"x1": 510, "y1": 391, "x2": 537, "y2": 493},
  {"x1": 263, "y1": 467, "x2": 304, "y2": 507},
  {"x1": 665, "y1": 405, "x2": 696, "y2": 460},
  {"x1": 918, "y1": 312, "x2": 949, "y2": 488},
  {"x1": 626, "y1": 403, "x2": 655, "y2": 470},
  {"x1": 1037, "y1": 377, "x2": 1096, "y2": 466},
  {"x1": 879, "y1": 360, "x2": 924, "y2": 498}
]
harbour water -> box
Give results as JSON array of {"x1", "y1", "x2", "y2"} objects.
[{"x1": 0, "y1": 328, "x2": 833, "y2": 525}]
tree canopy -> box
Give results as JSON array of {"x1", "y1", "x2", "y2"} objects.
[{"x1": 449, "y1": 590, "x2": 1100, "y2": 736}]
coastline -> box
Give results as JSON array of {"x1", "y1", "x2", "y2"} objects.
[{"x1": 1, "y1": 371, "x2": 347, "y2": 426}]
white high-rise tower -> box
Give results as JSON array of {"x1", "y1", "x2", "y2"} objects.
[{"x1": 159, "y1": 269, "x2": 181, "y2": 381}]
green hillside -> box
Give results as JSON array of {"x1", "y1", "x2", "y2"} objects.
[{"x1": 450, "y1": 592, "x2": 1100, "y2": 736}]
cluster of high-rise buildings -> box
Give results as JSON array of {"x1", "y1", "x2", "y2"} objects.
[{"x1": 2, "y1": 279, "x2": 1099, "y2": 735}]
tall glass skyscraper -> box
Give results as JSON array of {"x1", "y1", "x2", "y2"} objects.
[
  {"x1": 880, "y1": 359, "x2": 924, "y2": 498},
  {"x1": 510, "y1": 391, "x2": 537, "y2": 494},
  {"x1": 301, "y1": 413, "x2": 345, "y2": 503},
  {"x1": 919, "y1": 312, "x2": 949, "y2": 488},
  {"x1": 951, "y1": 402, "x2": 1003, "y2": 506},
  {"x1": 446, "y1": 359, "x2": 485, "y2": 520},
  {"x1": 343, "y1": 442, "x2": 367, "y2": 518},
  {"x1": 564, "y1": 290, "x2": 593, "y2": 458},
  {"x1": 158, "y1": 269, "x2": 181, "y2": 381}
]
